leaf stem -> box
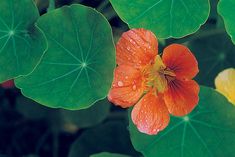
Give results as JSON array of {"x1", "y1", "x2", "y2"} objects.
[
  {"x1": 97, "y1": 0, "x2": 110, "y2": 12},
  {"x1": 47, "y1": 0, "x2": 55, "y2": 12}
]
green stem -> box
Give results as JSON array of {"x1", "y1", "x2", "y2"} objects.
[
  {"x1": 97, "y1": 0, "x2": 110, "y2": 12},
  {"x1": 102, "y1": 6, "x2": 117, "y2": 21},
  {"x1": 47, "y1": 0, "x2": 55, "y2": 12}
]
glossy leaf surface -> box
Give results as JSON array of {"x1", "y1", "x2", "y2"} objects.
[
  {"x1": 109, "y1": 0, "x2": 210, "y2": 38},
  {"x1": 15, "y1": 4, "x2": 116, "y2": 110},
  {"x1": 129, "y1": 86, "x2": 235, "y2": 157},
  {"x1": 218, "y1": 0, "x2": 235, "y2": 44},
  {"x1": 188, "y1": 33, "x2": 235, "y2": 87},
  {"x1": 0, "y1": 0, "x2": 47, "y2": 83}
]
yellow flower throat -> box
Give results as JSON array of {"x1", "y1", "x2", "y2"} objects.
[{"x1": 144, "y1": 55, "x2": 176, "y2": 93}]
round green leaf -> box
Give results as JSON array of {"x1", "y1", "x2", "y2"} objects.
[
  {"x1": 15, "y1": 4, "x2": 116, "y2": 110},
  {"x1": 90, "y1": 152, "x2": 131, "y2": 157},
  {"x1": 218, "y1": 0, "x2": 235, "y2": 44},
  {"x1": 129, "y1": 86, "x2": 235, "y2": 157},
  {"x1": 0, "y1": 0, "x2": 47, "y2": 83},
  {"x1": 68, "y1": 121, "x2": 140, "y2": 157},
  {"x1": 109, "y1": 0, "x2": 210, "y2": 38},
  {"x1": 60, "y1": 98, "x2": 111, "y2": 128},
  {"x1": 188, "y1": 33, "x2": 235, "y2": 87}
]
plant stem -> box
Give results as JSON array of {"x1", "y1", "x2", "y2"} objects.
[
  {"x1": 97, "y1": 0, "x2": 109, "y2": 12},
  {"x1": 47, "y1": 0, "x2": 55, "y2": 12}
]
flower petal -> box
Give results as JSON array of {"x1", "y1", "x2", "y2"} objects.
[
  {"x1": 215, "y1": 68, "x2": 235, "y2": 105},
  {"x1": 162, "y1": 44, "x2": 199, "y2": 79},
  {"x1": 163, "y1": 79, "x2": 199, "y2": 116},
  {"x1": 131, "y1": 91, "x2": 170, "y2": 135},
  {"x1": 108, "y1": 65, "x2": 145, "y2": 108},
  {"x1": 116, "y1": 28, "x2": 158, "y2": 69}
]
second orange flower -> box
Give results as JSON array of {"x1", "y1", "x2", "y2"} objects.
[{"x1": 108, "y1": 28, "x2": 200, "y2": 135}]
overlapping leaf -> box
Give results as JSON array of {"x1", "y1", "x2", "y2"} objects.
[
  {"x1": 0, "y1": 0, "x2": 47, "y2": 83},
  {"x1": 15, "y1": 4, "x2": 116, "y2": 110},
  {"x1": 218, "y1": 0, "x2": 235, "y2": 44},
  {"x1": 129, "y1": 86, "x2": 235, "y2": 157},
  {"x1": 109, "y1": 0, "x2": 210, "y2": 38},
  {"x1": 188, "y1": 33, "x2": 235, "y2": 87}
]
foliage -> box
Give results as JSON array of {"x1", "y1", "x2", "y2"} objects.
[{"x1": 0, "y1": 0, "x2": 235, "y2": 156}]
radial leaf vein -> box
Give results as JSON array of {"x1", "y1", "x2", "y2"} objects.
[
  {"x1": 189, "y1": 123, "x2": 213, "y2": 157},
  {"x1": 32, "y1": 67, "x2": 81, "y2": 88},
  {"x1": 12, "y1": 37, "x2": 19, "y2": 71},
  {"x1": 0, "y1": 16, "x2": 10, "y2": 30},
  {"x1": 142, "y1": 121, "x2": 184, "y2": 153},
  {"x1": 129, "y1": 0, "x2": 164, "y2": 24},
  {"x1": 47, "y1": 34, "x2": 82, "y2": 63},
  {"x1": 69, "y1": 9, "x2": 85, "y2": 62},
  {"x1": 0, "y1": 36, "x2": 11, "y2": 54},
  {"x1": 85, "y1": 23, "x2": 96, "y2": 62}
]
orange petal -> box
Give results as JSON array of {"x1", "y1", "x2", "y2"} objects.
[
  {"x1": 163, "y1": 79, "x2": 200, "y2": 116},
  {"x1": 162, "y1": 44, "x2": 199, "y2": 79},
  {"x1": 108, "y1": 65, "x2": 145, "y2": 108},
  {"x1": 131, "y1": 92, "x2": 170, "y2": 135},
  {"x1": 116, "y1": 28, "x2": 158, "y2": 69}
]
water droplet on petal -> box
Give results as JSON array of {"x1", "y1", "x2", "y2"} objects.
[
  {"x1": 117, "y1": 81, "x2": 124, "y2": 87},
  {"x1": 125, "y1": 76, "x2": 129, "y2": 79},
  {"x1": 127, "y1": 46, "x2": 131, "y2": 50},
  {"x1": 132, "y1": 85, "x2": 137, "y2": 90}
]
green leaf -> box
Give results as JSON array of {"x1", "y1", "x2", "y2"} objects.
[
  {"x1": 60, "y1": 98, "x2": 111, "y2": 129},
  {"x1": 109, "y1": 0, "x2": 210, "y2": 38},
  {"x1": 218, "y1": 0, "x2": 235, "y2": 44},
  {"x1": 68, "y1": 121, "x2": 141, "y2": 157},
  {"x1": 15, "y1": 4, "x2": 116, "y2": 110},
  {"x1": 129, "y1": 86, "x2": 235, "y2": 157},
  {"x1": 0, "y1": 0, "x2": 47, "y2": 83},
  {"x1": 188, "y1": 33, "x2": 235, "y2": 87},
  {"x1": 90, "y1": 152, "x2": 131, "y2": 157}
]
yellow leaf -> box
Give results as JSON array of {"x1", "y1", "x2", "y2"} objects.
[{"x1": 215, "y1": 68, "x2": 235, "y2": 105}]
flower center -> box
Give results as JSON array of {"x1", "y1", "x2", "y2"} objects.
[{"x1": 145, "y1": 55, "x2": 176, "y2": 93}]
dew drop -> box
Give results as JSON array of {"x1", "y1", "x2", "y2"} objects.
[
  {"x1": 117, "y1": 81, "x2": 124, "y2": 87},
  {"x1": 132, "y1": 85, "x2": 137, "y2": 90},
  {"x1": 127, "y1": 46, "x2": 131, "y2": 50},
  {"x1": 125, "y1": 76, "x2": 129, "y2": 79}
]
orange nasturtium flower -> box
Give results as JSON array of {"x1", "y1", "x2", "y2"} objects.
[{"x1": 108, "y1": 28, "x2": 200, "y2": 135}]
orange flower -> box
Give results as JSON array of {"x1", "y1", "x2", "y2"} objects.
[{"x1": 108, "y1": 28, "x2": 199, "y2": 135}]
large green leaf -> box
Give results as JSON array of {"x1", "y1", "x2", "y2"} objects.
[
  {"x1": 188, "y1": 33, "x2": 235, "y2": 87},
  {"x1": 218, "y1": 0, "x2": 235, "y2": 44},
  {"x1": 68, "y1": 121, "x2": 141, "y2": 157},
  {"x1": 129, "y1": 86, "x2": 235, "y2": 157},
  {"x1": 0, "y1": 0, "x2": 47, "y2": 83},
  {"x1": 109, "y1": 0, "x2": 210, "y2": 38},
  {"x1": 15, "y1": 4, "x2": 116, "y2": 110},
  {"x1": 90, "y1": 152, "x2": 131, "y2": 157}
]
